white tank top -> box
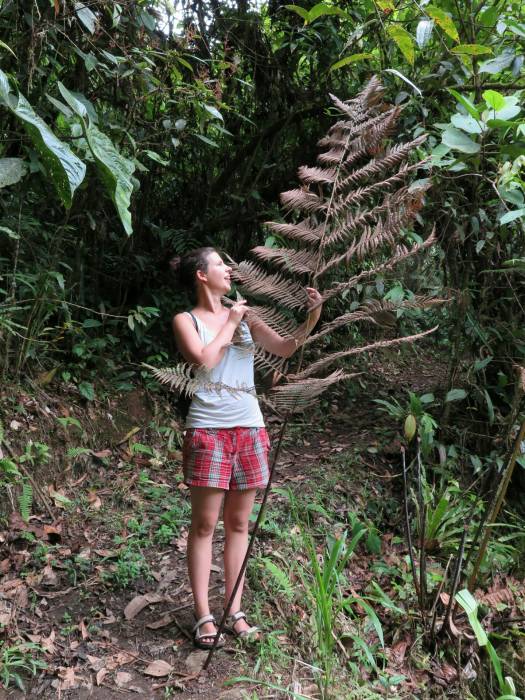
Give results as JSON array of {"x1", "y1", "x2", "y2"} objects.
[{"x1": 184, "y1": 312, "x2": 265, "y2": 429}]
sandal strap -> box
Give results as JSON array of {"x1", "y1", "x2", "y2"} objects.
[
  {"x1": 227, "y1": 610, "x2": 247, "y2": 623},
  {"x1": 192, "y1": 613, "x2": 216, "y2": 633}
]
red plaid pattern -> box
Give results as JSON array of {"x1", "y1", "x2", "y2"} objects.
[{"x1": 182, "y1": 427, "x2": 270, "y2": 490}]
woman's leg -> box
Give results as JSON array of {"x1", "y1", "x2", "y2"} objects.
[
  {"x1": 223, "y1": 488, "x2": 257, "y2": 634},
  {"x1": 188, "y1": 486, "x2": 224, "y2": 638}
]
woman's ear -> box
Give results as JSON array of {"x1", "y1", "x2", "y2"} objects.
[{"x1": 196, "y1": 268, "x2": 207, "y2": 284}]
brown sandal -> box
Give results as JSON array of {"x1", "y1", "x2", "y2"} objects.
[
  {"x1": 192, "y1": 614, "x2": 226, "y2": 649},
  {"x1": 224, "y1": 610, "x2": 259, "y2": 639}
]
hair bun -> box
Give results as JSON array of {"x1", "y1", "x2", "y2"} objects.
[{"x1": 169, "y1": 255, "x2": 182, "y2": 272}]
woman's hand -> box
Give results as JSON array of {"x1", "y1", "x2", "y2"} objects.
[
  {"x1": 228, "y1": 299, "x2": 248, "y2": 327},
  {"x1": 305, "y1": 287, "x2": 323, "y2": 310}
]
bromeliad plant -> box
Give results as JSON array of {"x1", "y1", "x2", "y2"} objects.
[{"x1": 150, "y1": 77, "x2": 444, "y2": 665}]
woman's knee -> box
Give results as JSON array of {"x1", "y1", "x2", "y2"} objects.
[
  {"x1": 190, "y1": 516, "x2": 217, "y2": 539},
  {"x1": 224, "y1": 512, "x2": 249, "y2": 535}
]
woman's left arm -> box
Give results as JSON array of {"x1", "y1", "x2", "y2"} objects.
[{"x1": 249, "y1": 287, "x2": 323, "y2": 358}]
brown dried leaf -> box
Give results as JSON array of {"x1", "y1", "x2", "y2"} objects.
[
  {"x1": 40, "y1": 629, "x2": 56, "y2": 654},
  {"x1": 42, "y1": 564, "x2": 59, "y2": 587},
  {"x1": 93, "y1": 449, "x2": 112, "y2": 459},
  {"x1": 175, "y1": 529, "x2": 188, "y2": 552},
  {"x1": 96, "y1": 667, "x2": 108, "y2": 685},
  {"x1": 115, "y1": 671, "x2": 133, "y2": 687},
  {"x1": 124, "y1": 593, "x2": 165, "y2": 620},
  {"x1": 143, "y1": 659, "x2": 173, "y2": 677},
  {"x1": 56, "y1": 667, "x2": 79, "y2": 690},
  {"x1": 0, "y1": 559, "x2": 10, "y2": 574},
  {"x1": 146, "y1": 614, "x2": 174, "y2": 630},
  {"x1": 79, "y1": 618, "x2": 89, "y2": 640},
  {"x1": 87, "y1": 491, "x2": 102, "y2": 510},
  {"x1": 87, "y1": 655, "x2": 105, "y2": 672}
]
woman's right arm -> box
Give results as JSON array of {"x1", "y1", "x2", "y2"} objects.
[{"x1": 172, "y1": 302, "x2": 247, "y2": 369}]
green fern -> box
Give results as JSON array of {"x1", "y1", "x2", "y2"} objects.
[
  {"x1": 66, "y1": 446, "x2": 92, "y2": 458},
  {"x1": 18, "y1": 480, "x2": 33, "y2": 523},
  {"x1": 260, "y1": 557, "x2": 295, "y2": 600}
]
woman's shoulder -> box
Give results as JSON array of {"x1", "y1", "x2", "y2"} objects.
[{"x1": 172, "y1": 310, "x2": 197, "y2": 329}]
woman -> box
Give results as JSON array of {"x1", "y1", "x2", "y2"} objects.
[{"x1": 171, "y1": 247, "x2": 322, "y2": 648}]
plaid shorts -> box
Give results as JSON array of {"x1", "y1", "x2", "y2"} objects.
[{"x1": 182, "y1": 427, "x2": 270, "y2": 490}]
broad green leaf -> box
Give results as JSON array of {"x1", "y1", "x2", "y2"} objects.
[
  {"x1": 450, "y1": 113, "x2": 482, "y2": 134},
  {"x1": 139, "y1": 7, "x2": 156, "y2": 31},
  {"x1": 442, "y1": 127, "x2": 479, "y2": 153},
  {"x1": 483, "y1": 89, "x2": 505, "y2": 111},
  {"x1": 479, "y1": 6, "x2": 498, "y2": 26},
  {"x1": 425, "y1": 5, "x2": 459, "y2": 41},
  {"x1": 46, "y1": 94, "x2": 73, "y2": 118},
  {"x1": 330, "y1": 53, "x2": 373, "y2": 71},
  {"x1": 84, "y1": 123, "x2": 135, "y2": 235},
  {"x1": 448, "y1": 89, "x2": 480, "y2": 120},
  {"x1": 203, "y1": 104, "x2": 223, "y2": 121},
  {"x1": 284, "y1": 4, "x2": 309, "y2": 21},
  {"x1": 78, "y1": 381, "x2": 95, "y2": 401},
  {"x1": 455, "y1": 589, "x2": 488, "y2": 645},
  {"x1": 479, "y1": 51, "x2": 514, "y2": 74},
  {"x1": 506, "y1": 19, "x2": 525, "y2": 38},
  {"x1": 58, "y1": 86, "x2": 98, "y2": 122},
  {"x1": 0, "y1": 39, "x2": 16, "y2": 58},
  {"x1": 0, "y1": 70, "x2": 11, "y2": 103},
  {"x1": 0, "y1": 226, "x2": 19, "y2": 239},
  {"x1": 499, "y1": 208, "x2": 525, "y2": 225},
  {"x1": 74, "y1": 1, "x2": 97, "y2": 34},
  {"x1": 58, "y1": 82, "x2": 87, "y2": 118},
  {"x1": 415, "y1": 19, "x2": 434, "y2": 48},
  {"x1": 144, "y1": 150, "x2": 169, "y2": 166},
  {"x1": 0, "y1": 158, "x2": 27, "y2": 188},
  {"x1": 451, "y1": 44, "x2": 493, "y2": 56},
  {"x1": 376, "y1": 0, "x2": 395, "y2": 9},
  {"x1": 499, "y1": 188, "x2": 523, "y2": 206},
  {"x1": 445, "y1": 388, "x2": 467, "y2": 402},
  {"x1": 493, "y1": 105, "x2": 521, "y2": 121},
  {"x1": 308, "y1": 3, "x2": 347, "y2": 22},
  {"x1": 195, "y1": 133, "x2": 219, "y2": 148},
  {"x1": 384, "y1": 68, "x2": 422, "y2": 95},
  {"x1": 0, "y1": 71, "x2": 86, "y2": 208},
  {"x1": 387, "y1": 25, "x2": 415, "y2": 65}
]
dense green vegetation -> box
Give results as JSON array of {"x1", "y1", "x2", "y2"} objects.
[{"x1": 1, "y1": 1, "x2": 525, "y2": 698}]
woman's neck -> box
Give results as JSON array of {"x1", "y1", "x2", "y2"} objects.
[{"x1": 195, "y1": 287, "x2": 223, "y2": 314}]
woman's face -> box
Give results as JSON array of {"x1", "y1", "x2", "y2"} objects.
[{"x1": 199, "y1": 251, "x2": 232, "y2": 294}]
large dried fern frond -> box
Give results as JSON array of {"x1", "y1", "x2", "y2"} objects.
[
  {"x1": 304, "y1": 296, "x2": 447, "y2": 345},
  {"x1": 318, "y1": 188, "x2": 429, "y2": 275},
  {"x1": 268, "y1": 370, "x2": 356, "y2": 412},
  {"x1": 231, "y1": 260, "x2": 307, "y2": 309},
  {"x1": 291, "y1": 326, "x2": 438, "y2": 380},
  {"x1": 143, "y1": 363, "x2": 256, "y2": 398},
  {"x1": 251, "y1": 246, "x2": 318, "y2": 274},
  {"x1": 253, "y1": 347, "x2": 288, "y2": 379},
  {"x1": 246, "y1": 304, "x2": 297, "y2": 336},
  {"x1": 280, "y1": 188, "x2": 325, "y2": 213},
  {"x1": 320, "y1": 230, "x2": 437, "y2": 295},
  {"x1": 152, "y1": 77, "x2": 439, "y2": 419},
  {"x1": 338, "y1": 136, "x2": 427, "y2": 190},
  {"x1": 264, "y1": 220, "x2": 324, "y2": 245}
]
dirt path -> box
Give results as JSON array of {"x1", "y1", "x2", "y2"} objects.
[{"x1": 1, "y1": 353, "x2": 467, "y2": 699}]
